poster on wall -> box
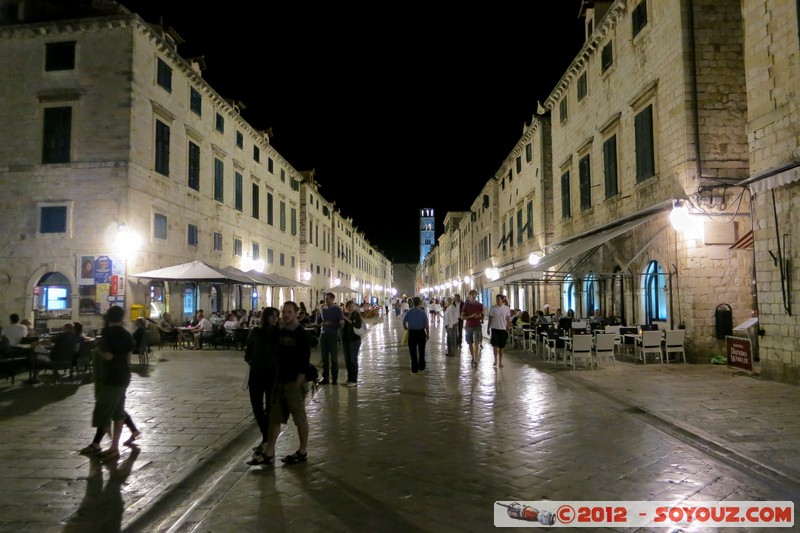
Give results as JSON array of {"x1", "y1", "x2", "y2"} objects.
[{"x1": 76, "y1": 254, "x2": 125, "y2": 314}]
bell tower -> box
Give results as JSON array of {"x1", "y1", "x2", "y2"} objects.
[{"x1": 420, "y1": 208, "x2": 435, "y2": 264}]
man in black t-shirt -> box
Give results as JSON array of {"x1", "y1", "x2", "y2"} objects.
[{"x1": 92, "y1": 306, "x2": 134, "y2": 460}]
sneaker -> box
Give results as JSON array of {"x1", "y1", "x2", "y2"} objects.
[
  {"x1": 318, "y1": 379, "x2": 330, "y2": 385},
  {"x1": 346, "y1": 381, "x2": 357, "y2": 387}
]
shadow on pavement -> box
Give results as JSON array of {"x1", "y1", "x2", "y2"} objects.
[
  {"x1": 0, "y1": 381, "x2": 81, "y2": 421},
  {"x1": 63, "y1": 446, "x2": 141, "y2": 533}
]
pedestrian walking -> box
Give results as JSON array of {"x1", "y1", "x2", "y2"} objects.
[
  {"x1": 316, "y1": 292, "x2": 343, "y2": 385},
  {"x1": 444, "y1": 297, "x2": 460, "y2": 356},
  {"x1": 244, "y1": 306, "x2": 279, "y2": 465},
  {"x1": 341, "y1": 300, "x2": 363, "y2": 387},
  {"x1": 402, "y1": 296, "x2": 429, "y2": 374},
  {"x1": 461, "y1": 290, "x2": 484, "y2": 367},
  {"x1": 487, "y1": 294, "x2": 511, "y2": 368},
  {"x1": 264, "y1": 302, "x2": 311, "y2": 465},
  {"x1": 87, "y1": 305, "x2": 134, "y2": 461}
]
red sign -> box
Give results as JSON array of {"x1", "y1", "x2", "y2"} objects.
[
  {"x1": 726, "y1": 336, "x2": 753, "y2": 371},
  {"x1": 110, "y1": 275, "x2": 118, "y2": 296}
]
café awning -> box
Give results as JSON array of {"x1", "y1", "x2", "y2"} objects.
[
  {"x1": 501, "y1": 200, "x2": 672, "y2": 284},
  {"x1": 131, "y1": 260, "x2": 252, "y2": 283}
]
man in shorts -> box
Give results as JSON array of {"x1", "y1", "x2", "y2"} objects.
[
  {"x1": 461, "y1": 290, "x2": 484, "y2": 368},
  {"x1": 487, "y1": 294, "x2": 511, "y2": 367}
]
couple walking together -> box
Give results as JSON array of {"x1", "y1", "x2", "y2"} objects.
[{"x1": 244, "y1": 301, "x2": 311, "y2": 466}]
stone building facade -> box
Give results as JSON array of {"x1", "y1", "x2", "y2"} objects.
[
  {"x1": 0, "y1": 3, "x2": 391, "y2": 331},
  {"x1": 740, "y1": 0, "x2": 800, "y2": 383},
  {"x1": 419, "y1": 0, "x2": 755, "y2": 362}
]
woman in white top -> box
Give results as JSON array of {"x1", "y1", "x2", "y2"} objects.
[
  {"x1": 430, "y1": 299, "x2": 442, "y2": 326},
  {"x1": 400, "y1": 298, "x2": 410, "y2": 317}
]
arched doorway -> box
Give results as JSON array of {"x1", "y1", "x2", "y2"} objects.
[
  {"x1": 583, "y1": 274, "x2": 599, "y2": 317},
  {"x1": 643, "y1": 260, "x2": 667, "y2": 324}
]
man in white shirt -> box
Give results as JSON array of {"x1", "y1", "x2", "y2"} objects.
[
  {"x1": 3, "y1": 313, "x2": 29, "y2": 345},
  {"x1": 487, "y1": 294, "x2": 511, "y2": 367},
  {"x1": 192, "y1": 310, "x2": 214, "y2": 350},
  {"x1": 444, "y1": 298, "x2": 460, "y2": 356}
]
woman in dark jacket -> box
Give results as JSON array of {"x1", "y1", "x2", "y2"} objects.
[
  {"x1": 244, "y1": 306, "x2": 279, "y2": 465},
  {"x1": 341, "y1": 300, "x2": 364, "y2": 387}
]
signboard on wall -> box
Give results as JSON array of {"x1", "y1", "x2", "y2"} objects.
[
  {"x1": 726, "y1": 336, "x2": 753, "y2": 371},
  {"x1": 77, "y1": 254, "x2": 125, "y2": 314}
]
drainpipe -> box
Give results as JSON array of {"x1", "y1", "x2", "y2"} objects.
[{"x1": 686, "y1": 0, "x2": 703, "y2": 181}]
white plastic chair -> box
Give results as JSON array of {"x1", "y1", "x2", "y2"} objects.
[
  {"x1": 543, "y1": 331, "x2": 562, "y2": 363},
  {"x1": 567, "y1": 334, "x2": 594, "y2": 370},
  {"x1": 664, "y1": 329, "x2": 686, "y2": 363},
  {"x1": 571, "y1": 321, "x2": 588, "y2": 331},
  {"x1": 594, "y1": 333, "x2": 616, "y2": 368},
  {"x1": 637, "y1": 330, "x2": 663, "y2": 364},
  {"x1": 604, "y1": 325, "x2": 623, "y2": 355}
]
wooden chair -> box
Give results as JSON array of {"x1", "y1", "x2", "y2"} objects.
[
  {"x1": 664, "y1": 329, "x2": 686, "y2": 363},
  {"x1": 594, "y1": 333, "x2": 616, "y2": 368},
  {"x1": 566, "y1": 334, "x2": 593, "y2": 370},
  {"x1": 637, "y1": 330, "x2": 663, "y2": 364}
]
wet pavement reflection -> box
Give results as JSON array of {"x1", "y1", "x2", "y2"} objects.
[{"x1": 0, "y1": 313, "x2": 794, "y2": 532}]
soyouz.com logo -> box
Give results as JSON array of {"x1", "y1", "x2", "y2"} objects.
[{"x1": 494, "y1": 501, "x2": 794, "y2": 527}]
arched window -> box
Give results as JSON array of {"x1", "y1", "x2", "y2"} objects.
[
  {"x1": 148, "y1": 281, "x2": 166, "y2": 319},
  {"x1": 36, "y1": 272, "x2": 71, "y2": 316},
  {"x1": 562, "y1": 274, "x2": 576, "y2": 314},
  {"x1": 583, "y1": 274, "x2": 598, "y2": 317},
  {"x1": 643, "y1": 260, "x2": 667, "y2": 323},
  {"x1": 183, "y1": 283, "x2": 197, "y2": 320}
]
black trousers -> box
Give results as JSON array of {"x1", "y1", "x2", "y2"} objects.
[
  {"x1": 408, "y1": 329, "x2": 427, "y2": 373},
  {"x1": 248, "y1": 369, "x2": 276, "y2": 442}
]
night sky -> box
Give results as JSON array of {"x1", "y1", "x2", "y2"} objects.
[{"x1": 120, "y1": 1, "x2": 586, "y2": 263}]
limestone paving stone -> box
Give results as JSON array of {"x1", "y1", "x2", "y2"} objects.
[{"x1": 0, "y1": 315, "x2": 798, "y2": 531}]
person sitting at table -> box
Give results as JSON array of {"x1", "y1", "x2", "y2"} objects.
[
  {"x1": 156, "y1": 312, "x2": 184, "y2": 348},
  {"x1": 535, "y1": 310, "x2": 549, "y2": 326},
  {"x1": 132, "y1": 317, "x2": 148, "y2": 355},
  {"x1": 223, "y1": 313, "x2": 239, "y2": 337},
  {"x1": 601, "y1": 310, "x2": 621, "y2": 327},
  {"x1": 249, "y1": 310, "x2": 262, "y2": 328},
  {"x1": 589, "y1": 309, "x2": 603, "y2": 329},
  {"x1": 3, "y1": 313, "x2": 28, "y2": 346},
  {"x1": 33, "y1": 322, "x2": 81, "y2": 377},
  {"x1": 558, "y1": 309, "x2": 575, "y2": 331},
  {"x1": 192, "y1": 310, "x2": 214, "y2": 350}
]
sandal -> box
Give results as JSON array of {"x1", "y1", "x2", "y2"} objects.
[
  {"x1": 79, "y1": 443, "x2": 102, "y2": 455},
  {"x1": 247, "y1": 453, "x2": 274, "y2": 466},
  {"x1": 123, "y1": 431, "x2": 141, "y2": 447},
  {"x1": 280, "y1": 451, "x2": 308, "y2": 465}
]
